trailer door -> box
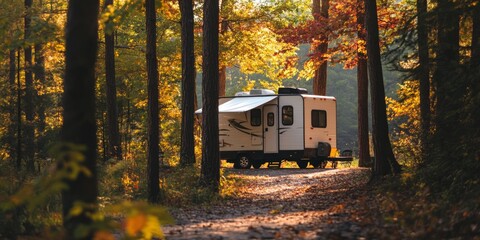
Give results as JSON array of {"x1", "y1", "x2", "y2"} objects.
[{"x1": 263, "y1": 105, "x2": 278, "y2": 153}]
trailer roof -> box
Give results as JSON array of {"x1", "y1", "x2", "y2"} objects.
[{"x1": 195, "y1": 96, "x2": 277, "y2": 113}]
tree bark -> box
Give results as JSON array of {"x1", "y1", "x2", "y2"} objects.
[
  {"x1": 312, "y1": 0, "x2": 328, "y2": 95},
  {"x1": 61, "y1": 0, "x2": 99, "y2": 237},
  {"x1": 25, "y1": 0, "x2": 35, "y2": 172},
  {"x1": 179, "y1": 0, "x2": 196, "y2": 166},
  {"x1": 218, "y1": 0, "x2": 231, "y2": 97},
  {"x1": 34, "y1": 43, "x2": 47, "y2": 160},
  {"x1": 432, "y1": 0, "x2": 460, "y2": 161},
  {"x1": 17, "y1": 50, "x2": 22, "y2": 170},
  {"x1": 365, "y1": 0, "x2": 401, "y2": 177},
  {"x1": 34, "y1": 43, "x2": 46, "y2": 133},
  {"x1": 417, "y1": 0, "x2": 430, "y2": 163},
  {"x1": 471, "y1": 3, "x2": 480, "y2": 160},
  {"x1": 146, "y1": 0, "x2": 160, "y2": 203},
  {"x1": 356, "y1": 4, "x2": 370, "y2": 167},
  {"x1": 104, "y1": 0, "x2": 122, "y2": 161},
  {"x1": 201, "y1": 0, "x2": 220, "y2": 191},
  {"x1": 9, "y1": 49, "x2": 17, "y2": 165}
]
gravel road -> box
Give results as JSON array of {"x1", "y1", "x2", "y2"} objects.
[{"x1": 163, "y1": 168, "x2": 399, "y2": 239}]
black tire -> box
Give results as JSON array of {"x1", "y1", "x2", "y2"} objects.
[
  {"x1": 320, "y1": 161, "x2": 327, "y2": 169},
  {"x1": 296, "y1": 161, "x2": 308, "y2": 169},
  {"x1": 237, "y1": 155, "x2": 252, "y2": 169},
  {"x1": 310, "y1": 159, "x2": 321, "y2": 168},
  {"x1": 252, "y1": 162, "x2": 263, "y2": 169},
  {"x1": 332, "y1": 161, "x2": 338, "y2": 168}
]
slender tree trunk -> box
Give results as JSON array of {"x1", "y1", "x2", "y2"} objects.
[
  {"x1": 25, "y1": 0, "x2": 35, "y2": 172},
  {"x1": 17, "y1": 50, "x2": 22, "y2": 170},
  {"x1": 201, "y1": 0, "x2": 220, "y2": 191},
  {"x1": 34, "y1": 0, "x2": 47, "y2": 136},
  {"x1": 126, "y1": 94, "x2": 131, "y2": 158},
  {"x1": 365, "y1": 0, "x2": 401, "y2": 178},
  {"x1": 179, "y1": 0, "x2": 196, "y2": 166},
  {"x1": 9, "y1": 50, "x2": 17, "y2": 165},
  {"x1": 34, "y1": 46, "x2": 46, "y2": 127},
  {"x1": 61, "y1": 0, "x2": 99, "y2": 237},
  {"x1": 146, "y1": 0, "x2": 160, "y2": 203},
  {"x1": 34, "y1": 43, "x2": 47, "y2": 159},
  {"x1": 432, "y1": 0, "x2": 460, "y2": 161},
  {"x1": 218, "y1": 0, "x2": 231, "y2": 97},
  {"x1": 472, "y1": 4, "x2": 480, "y2": 160},
  {"x1": 101, "y1": 111, "x2": 107, "y2": 162},
  {"x1": 104, "y1": 0, "x2": 122, "y2": 161},
  {"x1": 312, "y1": 0, "x2": 328, "y2": 95},
  {"x1": 417, "y1": 0, "x2": 430, "y2": 164},
  {"x1": 356, "y1": 4, "x2": 370, "y2": 167}
]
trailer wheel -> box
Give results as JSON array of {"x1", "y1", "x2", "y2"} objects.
[
  {"x1": 237, "y1": 155, "x2": 252, "y2": 169},
  {"x1": 332, "y1": 161, "x2": 338, "y2": 168},
  {"x1": 296, "y1": 161, "x2": 308, "y2": 169},
  {"x1": 310, "y1": 159, "x2": 321, "y2": 168},
  {"x1": 320, "y1": 161, "x2": 327, "y2": 169},
  {"x1": 252, "y1": 162, "x2": 263, "y2": 169}
]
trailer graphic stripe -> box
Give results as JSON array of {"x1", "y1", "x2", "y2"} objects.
[{"x1": 228, "y1": 119, "x2": 263, "y2": 137}]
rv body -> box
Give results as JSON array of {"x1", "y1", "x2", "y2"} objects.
[{"x1": 212, "y1": 88, "x2": 338, "y2": 169}]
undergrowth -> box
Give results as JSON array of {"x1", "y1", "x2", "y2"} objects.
[
  {"x1": 377, "y1": 165, "x2": 480, "y2": 239},
  {"x1": 160, "y1": 165, "x2": 244, "y2": 206}
]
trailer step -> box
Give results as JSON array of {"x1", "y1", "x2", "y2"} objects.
[{"x1": 268, "y1": 162, "x2": 281, "y2": 168}]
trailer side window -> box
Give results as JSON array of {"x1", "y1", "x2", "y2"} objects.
[
  {"x1": 312, "y1": 110, "x2": 327, "y2": 128},
  {"x1": 282, "y1": 106, "x2": 294, "y2": 125},
  {"x1": 267, "y1": 112, "x2": 274, "y2": 126},
  {"x1": 251, "y1": 109, "x2": 261, "y2": 126}
]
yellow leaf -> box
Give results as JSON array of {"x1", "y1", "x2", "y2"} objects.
[
  {"x1": 69, "y1": 204, "x2": 83, "y2": 217},
  {"x1": 125, "y1": 213, "x2": 147, "y2": 237},
  {"x1": 141, "y1": 215, "x2": 164, "y2": 239}
]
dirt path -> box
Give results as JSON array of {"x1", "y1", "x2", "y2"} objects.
[{"x1": 163, "y1": 168, "x2": 399, "y2": 239}]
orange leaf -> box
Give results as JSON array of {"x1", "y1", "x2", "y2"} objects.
[
  {"x1": 93, "y1": 231, "x2": 115, "y2": 240},
  {"x1": 125, "y1": 214, "x2": 147, "y2": 236}
]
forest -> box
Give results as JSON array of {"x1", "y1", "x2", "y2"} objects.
[{"x1": 0, "y1": 0, "x2": 478, "y2": 239}]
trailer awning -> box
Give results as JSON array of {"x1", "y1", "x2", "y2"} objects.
[{"x1": 195, "y1": 96, "x2": 277, "y2": 113}]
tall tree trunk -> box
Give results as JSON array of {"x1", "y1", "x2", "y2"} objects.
[
  {"x1": 356, "y1": 4, "x2": 370, "y2": 167},
  {"x1": 9, "y1": 49, "x2": 17, "y2": 165},
  {"x1": 61, "y1": 0, "x2": 99, "y2": 237},
  {"x1": 34, "y1": 46, "x2": 46, "y2": 130},
  {"x1": 146, "y1": 0, "x2": 160, "y2": 203},
  {"x1": 201, "y1": 0, "x2": 220, "y2": 191},
  {"x1": 17, "y1": 50, "x2": 22, "y2": 170},
  {"x1": 179, "y1": 0, "x2": 196, "y2": 166},
  {"x1": 34, "y1": 0, "x2": 47, "y2": 136},
  {"x1": 25, "y1": 0, "x2": 35, "y2": 172},
  {"x1": 34, "y1": 43, "x2": 47, "y2": 158},
  {"x1": 470, "y1": 2, "x2": 479, "y2": 146},
  {"x1": 104, "y1": 0, "x2": 122, "y2": 161},
  {"x1": 218, "y1": 0, "x2": 231, "y2": 96},
  {"x1": 432, "y1": 0, "x2": 460, "y2": 161},
  {"x1": 417, "y1": 0, "x2": 430, "y2": 164},
  {"x1": 365, "y1": 0, "x2": 401, "y2": 178},
  {"x1": 101, "y1": 111, "x2": 108, "y2": 162},
  {"x1": 312, "y1": 0, "x2": 328, "y2": 95},
  {"x1": 126, "y1": 93, "x2": 131, "y2": 158}
]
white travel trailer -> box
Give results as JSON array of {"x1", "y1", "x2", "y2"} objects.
[{"x1": 197, "y1": 88, "x2": 351, "y2": 169}]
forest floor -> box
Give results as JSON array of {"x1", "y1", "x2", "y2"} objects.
[{"x1": 162, "y1": 167, "x2": 405, "y2": 239}]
